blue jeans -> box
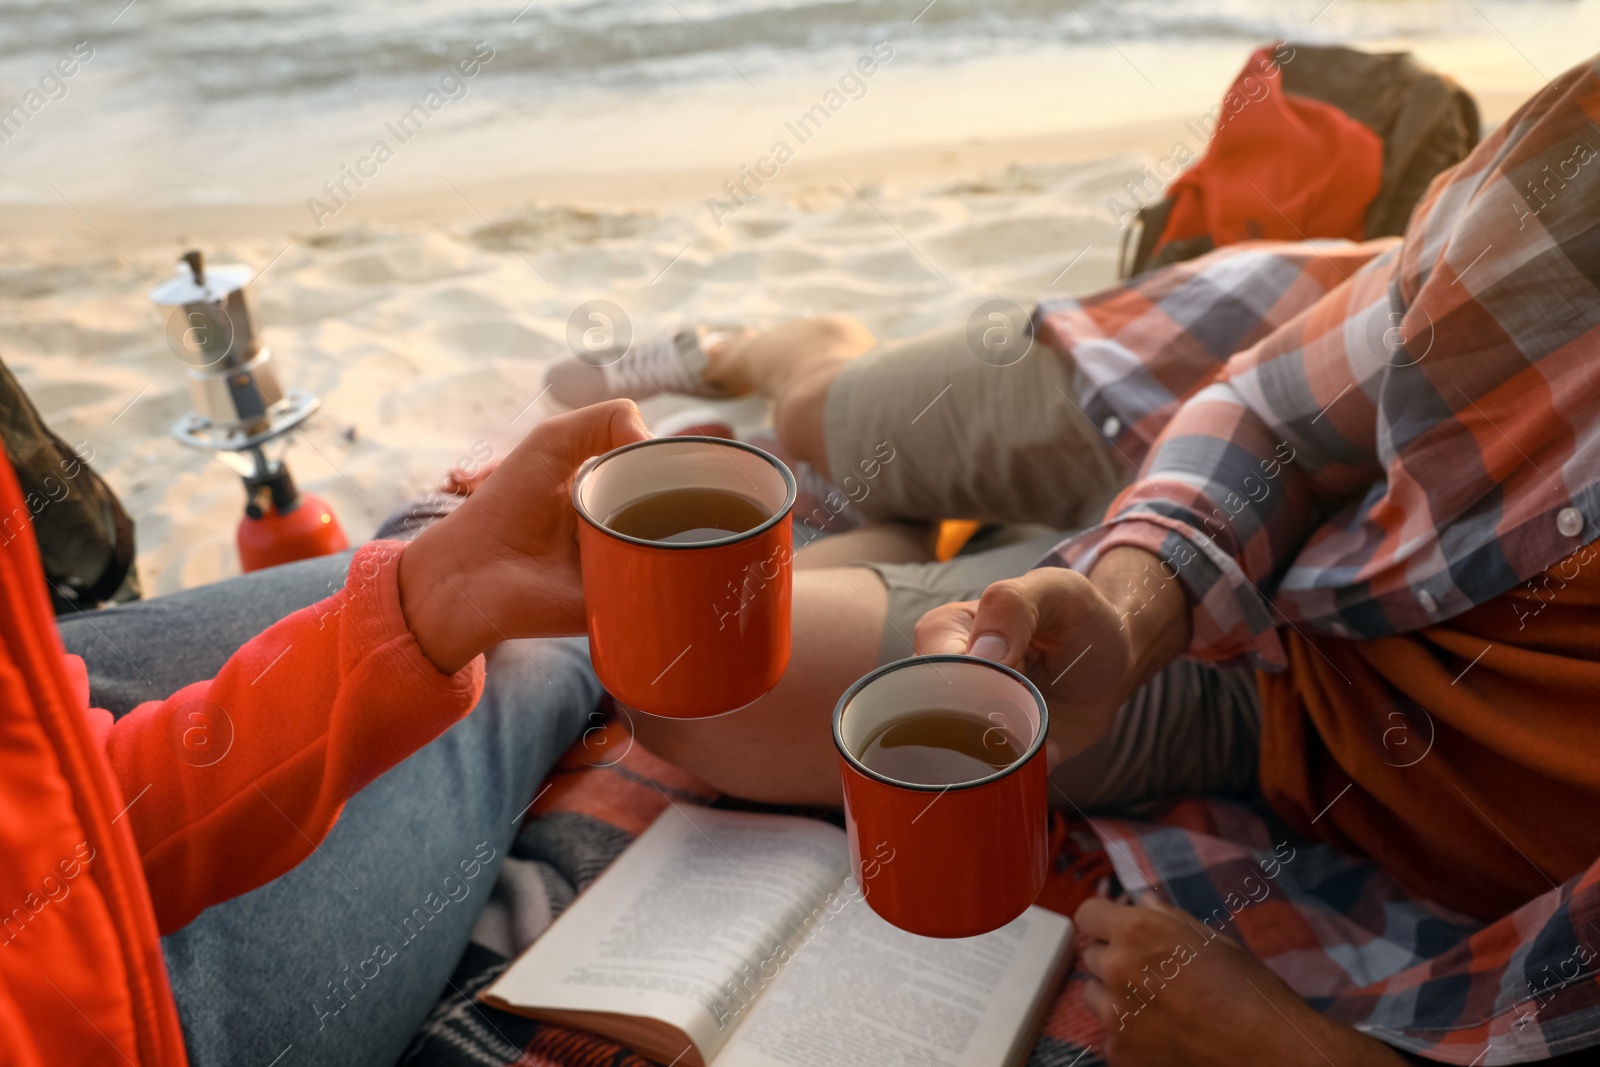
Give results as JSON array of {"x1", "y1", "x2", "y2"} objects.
[{"x1": 58, "y1": 550, "x2": 600, "y2": 1067}]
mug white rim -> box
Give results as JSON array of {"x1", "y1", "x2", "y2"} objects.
[
  {"x1": 571, "y1": 435, "x2": 798, "y2": 551},
  {"x1": 831, "y1": 654, "x2": 1050, "y2": 794}
]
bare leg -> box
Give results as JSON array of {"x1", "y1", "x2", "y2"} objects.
[
  {"x1": 704, "y1": 314, "x2": 877, "y2": 481},
  {"x1": 630, "y1": 565, "x2": 889, "y2": 806},
  {"x1": 630, "y1": 521, "x2": 935, "y2": 805}
]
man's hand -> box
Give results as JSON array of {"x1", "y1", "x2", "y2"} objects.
[
  {"x1": 1076, "y1": 894, "x2": 1411, "y2": 1066},
  {"x1": 912, "y1": 547, "x2": 1192, "y2": 761},
  {"x1": 398, "y1": 399, "x2": 651, "y2": 673}
]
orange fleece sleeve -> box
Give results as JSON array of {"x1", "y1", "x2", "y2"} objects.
[{"x1": 103, "y1": 540, "x2": 485, "y2": 934}]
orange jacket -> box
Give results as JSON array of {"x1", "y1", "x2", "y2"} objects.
[{"x1": 0, "y1": 451, "x2": 485, "y2": 1065}]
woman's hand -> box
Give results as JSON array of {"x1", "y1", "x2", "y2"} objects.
[
  {"x1": 398, "y1": 399, "x2": 650, "y2": 673},
  {"x1": 912, "y1": 547, "x2": 1192, "y2": 761}
]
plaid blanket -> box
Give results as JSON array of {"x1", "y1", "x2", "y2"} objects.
[{"x1": 398, "y1": 720, "x2": 1600, "y2": 1067}]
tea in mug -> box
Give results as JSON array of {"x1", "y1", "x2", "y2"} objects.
[
  {"x1": 604, "y1": 486, "x2": 771, "y2": 545},
  {"x1": 857, "y1": 709, "x2": 1022, "y2": 786}
]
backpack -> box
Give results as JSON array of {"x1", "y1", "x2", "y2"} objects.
[
  {"x1": 1121, "y1": 43, "x2": 1481, "y2": 278},
  {"x1": 0, "y1": 354, "x2": 140, "y2": 614}
]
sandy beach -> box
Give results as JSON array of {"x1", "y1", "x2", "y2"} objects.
[{"x1": 0, "y1": 23, "x2": 1566, "y2": 594}]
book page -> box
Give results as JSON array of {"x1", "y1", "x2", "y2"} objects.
[
  {"x1": 483, "y1": 806, "x2": 850, "y2": 1061},
  {"x1": 716, "y1": 897, "x2": 1072, "y2": 1067}
]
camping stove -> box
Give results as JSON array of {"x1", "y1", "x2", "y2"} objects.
[{"x1": 150, "y1": 249, "x2": 348, "y2": 571}]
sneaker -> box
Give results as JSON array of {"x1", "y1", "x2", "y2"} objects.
[{"x1": 544, "y1": 325, "x2": 746, "y2": 408}]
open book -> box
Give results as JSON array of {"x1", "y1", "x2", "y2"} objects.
[{"x1": 482, "y1": 806, "x2": 1073, "y2": 1067}]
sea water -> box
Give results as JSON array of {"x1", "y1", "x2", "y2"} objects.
[{"x1": 0, "y1": 0, "x2": 1589, "y2": 206}]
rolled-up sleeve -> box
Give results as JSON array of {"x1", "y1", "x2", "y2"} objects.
[{"x1": 1046, "y1": 247, "x2": 1401, "y2": 670}]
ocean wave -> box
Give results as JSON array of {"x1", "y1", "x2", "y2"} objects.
[{"x1": 0, "y1": 0, "x2": 1509, "y2": 102}]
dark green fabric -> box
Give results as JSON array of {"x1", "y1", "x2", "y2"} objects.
[{"x1": 0, "y1": 354, "x2": 140, "y2": 613}]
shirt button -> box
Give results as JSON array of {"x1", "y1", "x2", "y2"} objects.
[
  {"x1": 1557, "y1": 507, "x2": 1584, "y2": 538},
  {"x1": 1101, "y1": 416, "x2": 1122, "y2": 438},
  {"x1": 1418, "y1": 589, "x2": 1437, "y2": 614}
]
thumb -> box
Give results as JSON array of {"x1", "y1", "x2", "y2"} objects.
[
  {"x1": 535, "y1": 399, "x2": 652, "y2": 468},
  {"x1": 600, "y1": 398, "x2": 654, "y2": 451}
]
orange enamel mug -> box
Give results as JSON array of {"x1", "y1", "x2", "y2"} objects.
[
  {"x1": 572, "y1": 436, "x2": 797, "y2": 718},
  {"x1": 834, "y1": 655, "x2": 1050, "y2": 938}
]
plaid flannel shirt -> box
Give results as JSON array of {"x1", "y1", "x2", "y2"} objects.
[{"x1": 1036, "y1": 56, "x2": 1600, "y2": 670}]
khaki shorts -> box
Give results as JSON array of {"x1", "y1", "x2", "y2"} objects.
[
  {"x1": 822, "y1": 326, "x2": 1261, "y2": 810},
  {"x1": 823, "y1": 323, "x2": 1129, "y2": 530}
]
